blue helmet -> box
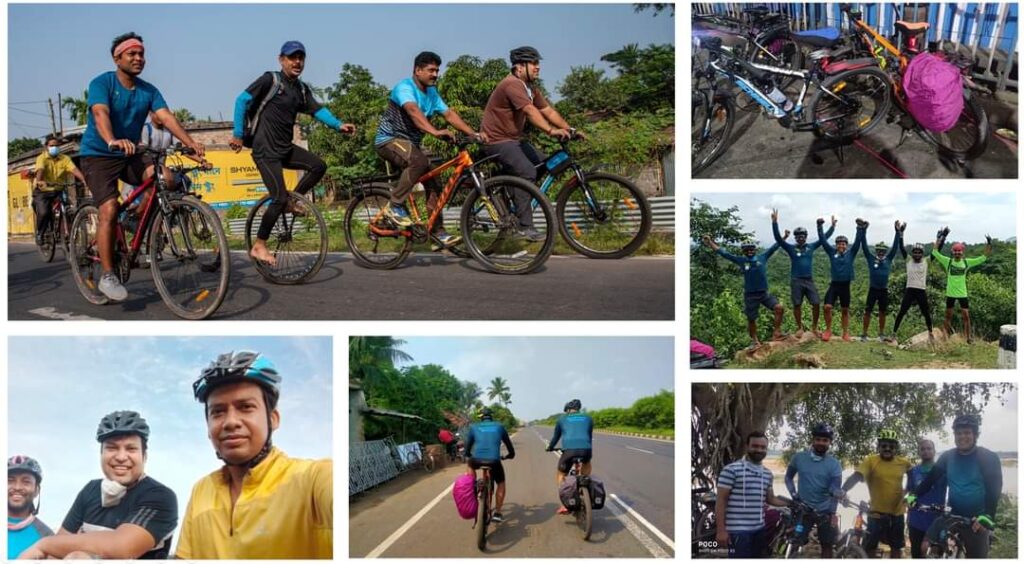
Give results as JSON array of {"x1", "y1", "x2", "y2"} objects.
[{"x1": 193, "y1": 350, "x2": 280, "y2": 404}]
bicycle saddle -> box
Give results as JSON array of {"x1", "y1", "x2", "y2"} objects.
[
  {"x1": 791, "y1": 27, "x2": 842, "y2": 47},
  {"x1": 743, "y1": 5, "x2": 770, "y2": 16},
  {"x1": 894, "y1": 20, "x2": 930, "y2": 33}
]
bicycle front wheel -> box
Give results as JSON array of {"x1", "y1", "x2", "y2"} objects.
[
  {"x1": 916, "y1": 90, "x2": 989, "y2": 161},
  {"x1": 476, "y1": 483, "x2": 489, "y2": 551},
  {"x1": 68, "y1": 204, "x2": 109, "y2": 305},
  {"x1": 809, "y1": 67, "x2": 891, "y2": 140},
  {"x1": 149, "y1": 196, "x2": 231, "y2": 320},
  {"x1": 37, "y1": 224, "x2": 56, "y2": 263},
  {"x1": 423, "y1": 453, "x2": 436, "y2": 473},
  {"x1": 692, "y1": 90, "x2": 735, "y2": 176},
  {"x1": 578, "y1": 486, "x2": 593, "y2": 540},
  {"x1": 460, "y1": 175, "x2": 555, "y2": 275},
  {"x1": 343, "y1": 184, "x2": 412, "y2": 269},
  {"x1": 245, "y1": 192, "x2": 328, "y2": 284},
  {"x1": 556, "y1": 171, "x2": 651, "y2": 259}
]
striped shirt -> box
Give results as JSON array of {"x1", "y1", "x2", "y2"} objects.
[{"x1": 718, "y1": 459, "x2": 774, "y2": 532}]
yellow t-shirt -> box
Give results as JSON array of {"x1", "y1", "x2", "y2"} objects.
[
  {"x1": 33, "y1": 153, "x2": 76, "y2": 190},
  {"x1": 174, "y1": 447, "x2": 332, "y2": 559},
  {"x1": 857, "y1": 453, "x2": 912, "y2": 514}
]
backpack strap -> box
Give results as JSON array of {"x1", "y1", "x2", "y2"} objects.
[{"x1": 250, "y1": 71, "x2": 281, "y2": 136}]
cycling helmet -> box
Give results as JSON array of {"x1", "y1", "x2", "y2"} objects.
[
  {"x1": 479, "y1": 407, "x2": 494, "y2": 420},
  {"x1": 564, "y1": 399, "x2": 582, "y2": 412},
  {"x1": 911, "y1": 243, "x2": 924, "y2": 252},
  {"x1": 740, "y1": 240, "x2": 757, "y2": 250},
  {"x1": 877, "y1": 429, "x2": 899, "y2": 442},
  {"x1": 793, "y1": 227, "x2": 808, "y2": 237},
  {"x1": 510, "y1": 46, "x2": 542, "y2": 65},
  {"x1": 951, "y1": 242, "x2": 966, "y2": 252},
  {"x1": 952, "y1": 413, "x2": 980, "y2": 432},
  {"x1": 875, "y1": 242, "x2": 888, "y2": 252},
  {"x1": 8, "y1": 455, "x2": 43, "y2": 484},
  {"x1": 835, "y1": 235, "x2": 849, "y2": 244},
  {"x1": 811, "y1": 422, "x2": 835, "y2": 439},
  {"x1": 96, "y1": 410, "x2": 150, "y2": 443},
  {"x1": 193, "y1": 350, "x2": 280, "y2": 405}
]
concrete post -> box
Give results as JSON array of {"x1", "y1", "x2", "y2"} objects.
[{"x1": 997, "y1": 324, "x2": 1016, "y2": 369}]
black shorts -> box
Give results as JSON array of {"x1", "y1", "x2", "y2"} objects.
[
  {"x1": 795, "y1": 511, "x2": 837, "y2": 546},
  {"x1": 80, "y1": 155, "x2": 151, "y2": 205},
  {"x1": 557, "y1": 449, "x2": 593, "y2": 473},
  {"x1": 743, "y1": 291, "x2": 779, "y2": 321},
  {"x1": 824, "y1": 281, "x2": 851, "y2": 308},
  {"x1": 865, "y1": 513, "x2": 905, "y2": 552},
  {"x1": 866, "y1": 287, "x2": 889, "y2": 313},
  {"x1": 468, "y1": 458, "x2": 506, "y2": 484},
  {"x1": 946, "y1": 297, "x2": 969, "y2": 309},
  {"x1": 791, "y1": 278, "x2": 820, "y2": 306}
]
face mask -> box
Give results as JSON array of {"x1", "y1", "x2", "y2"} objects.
[
  {"x1": 48, "y1": 147, "x2": 59, "y2": 157},
  {"x1": 100, "y1": 479, "x2": 129, "y2": 507}
]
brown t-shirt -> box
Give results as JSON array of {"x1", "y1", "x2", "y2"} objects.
[{"x1": 481, "y1": 74, "x2": 549, "y2": 144}]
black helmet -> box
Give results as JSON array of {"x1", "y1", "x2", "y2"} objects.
[
  {"x1": 835, "y1": 235, "x2": 849, "y2": 244},
  {"x1": 479, "y1": 407, "x2": 494, "y2": 420},
  {"x1": 193, "y1": 350, "x2": 281, "y2": 406},
  {"x1": 96, "y1": 410, "x2": 150, "y2": 443},
  {"x1": 794, "y1": 227, "x2": 808, "y2": 237},
  {"x1": 8, "y1": 455, "x2": 43, "y2": 484},
  {"x1": 952, "y1": 413, "x2": 980, "y2": 432},
  {"x1": 510, "y1": 46, "x2": 542, "y2": 64},
  {"x1": 564, "y1": 399, "x2": 582, "y2": 412},
  {"x1": 811, "y1": 422, "x2": 835, "y2": 439}
]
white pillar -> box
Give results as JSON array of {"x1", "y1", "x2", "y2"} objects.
[{"x1": 997, "y1": 325, "x2": 1016, "y2": 369}]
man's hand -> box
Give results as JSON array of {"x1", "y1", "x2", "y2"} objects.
[
  {"x1": 17, "y1": 545, "x2": 46, "y2": 560},
  {"x1": 816, "y1": 217, "x2": 825, "y2": 225},
  {"x1": 783, "y1": 229, "x2": 791, "y2": 239},
  {"x1": 435, "y1": 129, "x2": 455, "y2": 141},
  {"x1": 200, "y1": 159, "x2": 214, "y2": 171},
  {"x1": 900, "y1": 221, "x2": 907, "y2": 232},
  {"x1": 831, "y1": 215, "x2": 837, "y2": 227},
  {"x1": 771, "y1": 208, "x2": 779, "y2": 222},
  {"x1": 475, "y1": 131, "x2": 489, "y2": 144},
  {"x1": 985, "y1": 234, "x2": 993, "y2": 245},
  {"x1": 339, "y1": 123, "x2": 356, "y2": 135},
  {"x1": 229, "y1": 137, "x2": 244, "y2": 153},
  {"x1": 188, "y1": 141, "x2": 206, "y2": 159},
  {"x1": 550, "y1": 127, "x2": 572, "y2": 140},
  {"x1": 716, "y1": 527, "x2": 729, "y2": 547},
  {"x1": 941, "y1": 226, "x2": 951, "y2": 237},
  {"x1": 904, "y1": 493, "x2": 918, "y2": 508},
  {"x1": 572, "y1": 128, "x2": 588, "y2": 141},
  {"x1": 108, "y1": 139, "x2": 136, "y2": 155}
]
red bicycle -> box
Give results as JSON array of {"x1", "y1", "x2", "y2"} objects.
[{"x1": 34, "y1": 180, "x2": 81, "y2": 263}]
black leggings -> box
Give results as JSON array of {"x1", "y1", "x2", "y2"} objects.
[
  {"x1": 254, "y1": 145, "x2": 327, "y2": 241},
  {"x1": 893, "y1": 287, "x2": 932, "y2": 333}
]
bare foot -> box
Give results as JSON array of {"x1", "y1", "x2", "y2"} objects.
[
  {"x1": 250, "y1": 245, "x2": 277, "y2": 266},
  {"x1": 813, "y1": 330, "x2": 822, "y2": 338},
  {"x1": 822, "y1": 330, "x2": 832, "y2": 342},
  {"x1": 772, "y1": 332, "x2": 784, "y2": 341}
]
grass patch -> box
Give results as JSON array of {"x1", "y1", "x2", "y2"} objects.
[
  {"x1": 728, "y1": 339, "x2": 1000, "y2": 369},
  {"x1": 599, "y1": 425, "x2": 674, "y2": 439}
]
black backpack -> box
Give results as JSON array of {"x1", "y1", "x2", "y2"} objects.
[{"x1": 241, "y1": 71, "x2": 309, "y2": 148}]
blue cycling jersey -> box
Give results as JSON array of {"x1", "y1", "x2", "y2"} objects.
[
  {"x1": 774, "y1": 221, "x2": 833, "y2": 279},
  {"x1": 785, "y1": 449, "x2": 843, "y2": 514},
  {"x1": 466, "y1": 420, "x2": 512, "y2": 461},
  {"x1": 907, "y1": 463, "x2": 947, "y2": 532},
  {"x1": 863, "y1": 230, "x2": 901, "y2": 289},
  {"x1": 8, "y1": 516, "x2": 55, "y2": 559},
  {"x1": 819, "y1": 224, "x2": 864, "y2": 282},
  {"x1": 716, "y1": 243, "x2": 780, "y2": 293},
  {"x1": 547, "y1": 412, "x2": 594, "y2": 450}
]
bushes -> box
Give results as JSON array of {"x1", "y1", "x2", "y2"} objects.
[{"x1": 584, "y1": 390, "x2": 674, "y2": 432}]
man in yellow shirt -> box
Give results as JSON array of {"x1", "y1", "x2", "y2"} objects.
[
  {"x1": 32, "y1": 137, "x2": 88, "y2": 245},
  {"x1": 840, "y1": 429, "x2": 913, "y2": 558},
  {"x1": 174, "y1": 351, "x2": 332, "y2": 559}
]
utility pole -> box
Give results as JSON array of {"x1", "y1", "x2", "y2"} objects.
[
  {"x1": 47, "y1": 98, "x2": 57, "y2": 138},
  {"x1": 57, "y1": 93, "x2": 64, "y2": 136}
]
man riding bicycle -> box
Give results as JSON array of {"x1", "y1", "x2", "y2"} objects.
[
  {"x1": 784, "y1": 423, "x2": 843, "y2": 559},
  {"x1": 931, "y1": 228, "x2": 992, "y2": 343},
  {"x1": 818, "y1": 217, "x2": 865, "y2": 341},
  {"x1": 7, "y1": 456, "x2": 54, "y2": 559},
  {"x1": 375, "y1": 51, "x2": 484, "y2": 246},
  {"x1": 840, "y1": 429, "x2": 913, "y2": 558},
  {"x1": 715, "y1": 431, "x2": 791, "y2": 558},
  {"x1": 907, "y1": 414, "x2": 1002, "y2": 558},
  {"x1": 545, "y1": 399, "x2": 594, "y2": 515},
  {"x1": 32, "y1": 137, "x2": 89, "y2": 246},
  {"x1": 175, "y1": 351, "x2": 332, "y2": 558},
  {"x1": 19, "y1": 411, "x2": 178, "y2": 559},
  {"x1": 480, "y1": 46, "x2": 586, "y2": 242},
  {"x1": 907, "y1": 439, "x2": 946, "y2": 558},
  {"x1": 466, "y1": 407, "x2": 515, "y2": 523},
  {"x1": 230, "y1": 40, "x2": 354, "y2": 267},
  {"x1": 772, "y1": 209, "x2": 832, "y2": 337},
  {"x1": 860, "y1": 221, "x2": 903, "y2": 342}
]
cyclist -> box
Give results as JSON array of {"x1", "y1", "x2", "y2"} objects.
[
  {"x1": 892, "y1": 235, "x2": 943, "y2": 344},
  {"x1": 175, "y1": 351, "x2": 332, "y2": 559},
  {"x1": 840, "y1": 429, "x2": 912, "y2": 558},
  {"x1": 860, "y1": 221, "x2": 903, "y2": 342},
  {"x1": 466, "y1": 407, "x2": 515, "y2": 523},
  {"x1": 18, "y1": 411, "x2": 177, "y2": 559},
  {"x1": 480, "y1": 46, "x2": 587, "y2": 242},
  {"x1": 931, "y1": 228, "x2": 992, "y2": 343},
  {"x1": 230, "y1": 41, "x2": 355, "y2": 267},
  {"x1": 438, "y1": 427, "x2": 457, "y2": 460},
  {"x1": 771, "y1": 209, "x2": 833, "y2": 337},
  {"x1": 703, "y1": 234, "x2": 787, "y2": 348},
  {"x1": 784, "y1": 423, "x2": 843, "y2": 559},
  {"x1": 79, "y1": 32, "x2": 207, "y2": 302},
  {"x1": 906, "y1": 439, "x2": 946, "y2": 559},
  {"x1": 544, "y1": 399, "x2": 594, "y2": 515},
  {"x1": 32, "y1": 136, "x2": 89, "y2": 246},
  {"x1": 375, "y1": 51, "x2": 484, "y2": 245},
  {"x1": 7, "y1": 456, "x2": 54, "y2": 559},
  {"x1": 817, "y1": 216, "x2": 864, "y2": 342},
  {"x1": 714, "y1": 431, "x2": 791, "y2": 558},
  {"x1": 908, "y1": 414, "x2": 1001, "y2": 558}
]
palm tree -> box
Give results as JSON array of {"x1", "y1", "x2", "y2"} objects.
[
  {"x1": 173, "y1": 108, "x2": 196, "y2": 124},
  {"x1": 499, "y1": 391, "x2": 512, "y2": 406},
  {"x1": 348, "y1": 337, "x2": 412, "y2": 386},
  {"x1": 460, "y1": 381, "x2": 482, "y2": 413},
  {"x1": 61, "y1": 90, "x2": 89, "y2": 126},
  {"x1": 487, "y1": 377, "x2": 510, "y2": 406}
]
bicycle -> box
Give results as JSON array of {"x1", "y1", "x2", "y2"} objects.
[
  {"x1": 767, "y1": 499, "x2": 833, "y2": 558},
  {"x1": 401, "y1": 442, "x2": 437, "y2": 473},
  {"x1": 243, "y1": 188, "x2": 327, "y2": 285},
  {"x1": 344, "y1": 136, "x2": 556, "y2": 275},
  {"x1": 834, "y1": 498, "x2": 870, "y2": 558},
  {"x1": 34, "y1": 180, "x2": 81, "y2": 263},
  {"x1": 553, "y1": 448, "x2": 593, "y2": 540},
  {"x1": 915, "y1": 504, "x2": 995, "y2": 559},
  {"x1": 532, "y1": 132, "x2": 651, "y2": 259},
  {"x1": 474, "y1": 454, "x2": 511, "y2": 551},
  {"x1": 69, "y1": 146, "x2": 230, "y2": 320},
  {"x1": 692, "y1": 49, "x2": 736, "y2": 175}
]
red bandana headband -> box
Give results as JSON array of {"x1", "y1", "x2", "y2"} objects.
[{"x1": 114, "y1": 38, "x2": 144, "y2": 58}]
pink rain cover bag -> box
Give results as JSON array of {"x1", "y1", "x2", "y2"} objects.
[
  {"x1": 452, "y1": 474, "x2": 478, "y2": 519},
  {"x1": 690, "y1": 339, "x2": 716, "y2": 359},
  {"x1": 902, "y1": 53, "x2": 964, "y2": 133}
]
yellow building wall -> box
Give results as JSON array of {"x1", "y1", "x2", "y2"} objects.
[{"x1": 8, "y1": 172, "x2": 34, "y2": 235}]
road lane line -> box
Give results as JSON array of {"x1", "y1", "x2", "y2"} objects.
[
  {"x1": 28, "y1": 307, "x2": 103, "y2": 321},
  {"x1": 625, "y1": 445, "x2": 655, "y2": 454},
  {"x1": 365, "y1": 483, "x2": 453, "y2": 558},
  {"x1": 607, "y1": 499, "x2": 671, "y2": 558},
  {"x1": 610, "y1": 493, "x2": 675, "y2": 550}
]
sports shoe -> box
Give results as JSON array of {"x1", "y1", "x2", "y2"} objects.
[
  {"x1": 431, "y1": 229, "x2": 462, "y2": 250},
  {"x1": 386, "y1": 203, "x2": 413, "y2": 227},
  {"x1": 98, "y1": 272, "x2": 128, "y2": 302},
  {"x1": 491, "y1": 512, "x2": 505, "y2": 523},
  {"x1": 35, "y1": 232, "x2": 44, "y2": 246},
  {"x1": 515, "y1": 227, "x2": 545, "y2": 242},
  {"x1": 556, "y1": 506, "x2": 571, "y2": 515},
  {"x1": 822, "y1": 330, "x2": 832, "y2": 342},
  {"x1": 859, "y1": 335, "x2": 868, "y2": 342}
]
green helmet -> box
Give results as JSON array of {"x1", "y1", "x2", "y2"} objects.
[
  {"x1": 878, "y1": 429, "x2": 899, "y2": 442},
  {"x1": 875, "y1": 241, "x2": 888, "y2": 252}
]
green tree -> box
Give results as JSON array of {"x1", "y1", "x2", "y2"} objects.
[
  {"x1": 348, "y1": 336, "x2": 412, "y2": 386},
  {"x1": 459, "y1": 381, "x2": 483, "y2": 414},
  {"x1": 689, "y1": 198, "x2": 754, "y2": 299},
  {"x1": 61, "y1": 90, "x2": 89, "y2": 126},
  {"x1": 557, "y1": 65, "x2": 628, "y2": 115},
  {"x1": 8, "y1": 137, "x2": 42, "y2": 158},
  {"x1": 487, "y1": 377, "x2": 511, "y2": 406},
  {"x1": 634, "y1": 3, "x2": 674, "y2": 17},
  {"x1": 173, "y1": 108, "x2": 196, "y2": 124},
  {"x1": 600, "y1": 43, "x2": 674, "y2": 111}
]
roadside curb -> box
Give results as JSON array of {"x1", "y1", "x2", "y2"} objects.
[{"x1": 595, "y1": 429, "x2": 675, "y2": 442}]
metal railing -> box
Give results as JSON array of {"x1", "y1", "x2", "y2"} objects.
[{"x1": 350, "y1": 437, "x2": 401, "y2": 496}]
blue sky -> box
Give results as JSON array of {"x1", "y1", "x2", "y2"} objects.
[
  {"x1": 6, "y1": 3, "x2": 675, "y2": 140},
  {"x1": 395, "y1": 337, "x2": 674, "y2": 420},
  {"x1": 6, "y1": 336, "x2": 332, "y2": 549}
]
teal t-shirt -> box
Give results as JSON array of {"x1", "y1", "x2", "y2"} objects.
[{"x1": 8, "y1": 515, "x2": 55, "y2": 559}]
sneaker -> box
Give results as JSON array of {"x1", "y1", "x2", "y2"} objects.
[
  {"x1": 556, "y1": 506, "x2": 571, "y2": 515},
  {"x1": 98, "y1": 272, "x2": 128, "y2": 302},
  {"x1": 35, "y1": 233, "x2": 44, "y2": 246},
  {"x1": 515, "y1": 227, "x2": 545, "y2": 242},
  {"x1": 432, "y1": 228, "x2": 461, "y2": 248},
  {"x1": 859, "y1": 335, "x2": 868, "y2": 342},
  {"x1": 491, "y1": 512, "x2": 504, "y2": 523},
  {"x1": 386, "y1": 203, "x2": 413, "y2": 227}
]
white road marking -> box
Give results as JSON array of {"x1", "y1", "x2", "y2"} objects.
[
  {"x1": 28, "y1": 307, "x2": 103, "y2": 321},
  {"x1": 610, "y1": 493, "x2": 675, "y2": 550},
  {"x1": 365, "y1": 483, "x2": 454, "y2": 558},
  {"x1": 625, "y1": 445, "x2": 655, "y2": 454}
]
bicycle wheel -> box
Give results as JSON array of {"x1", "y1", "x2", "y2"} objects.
[
  {"x1": 836, "y1": 544, "x2": 868, "y2": 558},
  {"x1": 692, "y1": 90, "x2": 735, "y2": 176},
  {"x1": 37, "y1": 223, "x2": 56, "y2": 263},
  {"x1": 245, "y1": 192, "x2": 327, "y2": 284},
  {"x1": 59, "y1": 212, "x2": 72, "y2": 261},
  {"x1": 68, "y1": 205, "x2": 109, "y2": 305},
  {"x1": 695, "y1": 506, "x2": 717, "y2": 541},
  {"x1": 578, "y1": 486, "x2": 593, "y2": 540},
  {"x1": 148, "y1": 196, "x2": 231, "y2": 320},
  {"x1": 783, "y1": 540, "x2": 801, "y2": 559},
  {"x1": 460, "y1": 175, "x2": 555, "y2": 275},
  {"x1": 557, "y1": 171, "x2": 651, "y2": 258},
  {"x1": 343, "y1": 185, "x2": 412, "y2": 269},
  {"x1": 476, "y1": 481, "x2": 489, "y2": 551},
  {"x1": 423, "y1": 453, "x2": 436, "y2": 473},
  {"x1": 916, "y1": 90, "x2": 989, "y2": 161},
  {"x1": 809, "y1": 67, "x2": 891, "y2": 140}
]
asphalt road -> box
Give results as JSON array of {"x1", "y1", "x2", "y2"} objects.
[
  {"x1": 348, "y1": 428, "x2": 675, "y2": 558},
  {"x1": 7, "y1": 242, "x2": 674, "y2": 320}
]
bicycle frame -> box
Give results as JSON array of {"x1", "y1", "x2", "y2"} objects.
[{"x1": 116, "y1": 176, "x2": 162, "y2": 260}]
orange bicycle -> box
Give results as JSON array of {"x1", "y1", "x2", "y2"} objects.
[{"x1": 343, "y1": 136, "x2": 556, "y2": 275}]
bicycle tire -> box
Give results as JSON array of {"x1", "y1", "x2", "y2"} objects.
[
  {"x1": 578, "y1": 485, "x2": 593, "y2": 540},
  {"x1": 784, "y1": 540, "x2": 800, "y2": 559},
  {"x1": 68, "y1": 204, "x2": 110, "y2": 306},
  {"x1": 37, "y1": 223, "x2": 56, "y2": 263},
  {"x1": 460, "y1": 175, "x2": 555, "y2": 275},
  {"x1": 148, "y1": 196, "x2": 231, "y2": 320},
  {"x1": 916, "y1": 90, "x2": 989, "y2": 161},
  {"x1": 244, "y1": 192, "x2": 328, "y2": 284},
  {"x1": 423, "y1": 452, "x2": 436, "y2": 473},
  {"x1": 836, "y1": 544, "x2": 868, "y2": 558},
  {"x1": 808, "y1": 66, "x2": 891, "y2": 140},
  {"x1": 692, "y1": 89, "x2": 735, "y2": 176},
  {"x1": 60, "y1": 212, "x2": 72, "y2": 262},
  {"x1": 476, "y1": 480, "x2": 489, "y2": 551},
  {"x1": 695, "y1": 506, "x2": 717, "y2": 541},
  {"x1": 343, "y1": 184, "x2": 412, "y2": 269},
  {"x1": 555, "y1": 171, "x2": 651, "y2": 259}
]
